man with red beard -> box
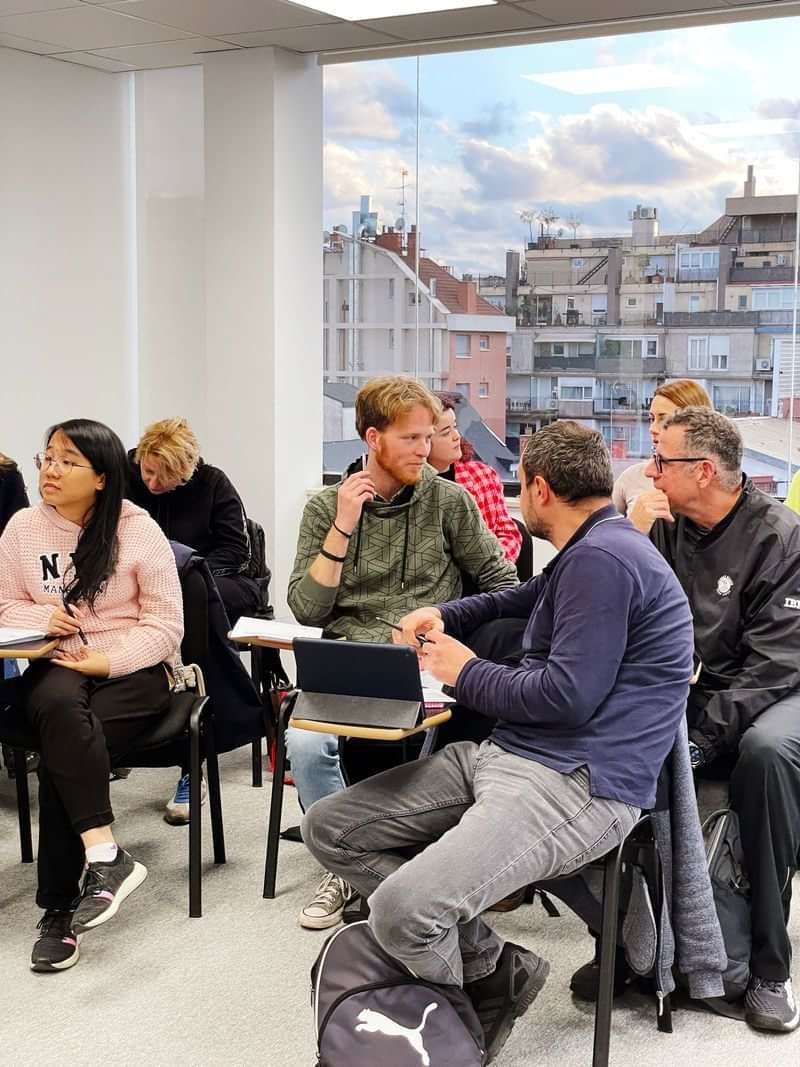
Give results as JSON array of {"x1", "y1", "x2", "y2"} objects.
[{"x1": 287, "y1": 375, "x2": 517, "y2": 929}]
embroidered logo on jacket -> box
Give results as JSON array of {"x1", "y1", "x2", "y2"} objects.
[
  {"x1": 716, "y1": 575, "x2": 734, "y2": 597},
  {"x1": 784, "y1": 596, "x2": 800, "y2": 610},
  {"x1": 355, "y1": 1003, "x2": 438, "y2": 1066}
]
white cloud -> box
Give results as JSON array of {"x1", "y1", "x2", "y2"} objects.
[
  {"x1": 523, "y1": 62, "x2": 692, "y2": 96},
  {"x1": 693, "y1": 118, "x2": 800, "y2": 140}
]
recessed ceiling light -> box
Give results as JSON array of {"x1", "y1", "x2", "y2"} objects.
[{"x1": 289, "y1": 1, "x2": 497, "y2": 21}]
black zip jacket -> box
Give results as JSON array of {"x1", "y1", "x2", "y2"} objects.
[
  {"x1": 0, "y1": 463, "x2": 29, "y2": 536},
  {"x1": 127, "y1": 453, "x2": 251, "y2": 577},
  {"x1": 650, "y1": 479, "x2": 800, "y2": 761}
]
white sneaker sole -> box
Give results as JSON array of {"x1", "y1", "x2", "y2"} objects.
[
  {"x1": 75, "y1": 862, "x2": 148, "y2": 932},
  {"x1": 299, "y1": 907, "x2": 345, "y2": 930},
  {"x1": 30, "y1": 941, "x2": 81, "y2": 973}
]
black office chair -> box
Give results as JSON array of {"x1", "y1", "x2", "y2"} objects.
[
  {"x1": 513, "y1": 516, "x2": 533, "y2": 582},
  {"x1": 0, "y1": 566, "x2": 224, "y2": 918},
  {"x1": 244, "y1": 517, "x2": 290, "y2": 788}
]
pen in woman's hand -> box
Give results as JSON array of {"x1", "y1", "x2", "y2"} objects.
[
  {"x1": 62, "y1": 598, "x2": 88, "y2": 646},
  {"x1": 374, "y1": 615, "x2": 430, "y2": 645}
]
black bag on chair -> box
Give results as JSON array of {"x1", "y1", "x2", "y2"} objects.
[
  {"x1": 312, "y1": 921, "x2": 486, "y2": 1067},
  {"x1": 702, "y1": 808, "x2": 751, "y2": 1007}
]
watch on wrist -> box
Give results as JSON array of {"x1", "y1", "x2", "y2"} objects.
[{"x1": 688, "y1": 740, "x2": 705, "y2": 771}]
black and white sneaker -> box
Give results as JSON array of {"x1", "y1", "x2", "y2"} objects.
[
  {"x1": 30, "y1": 910, "x2": 79, "y2": 973},
  {"x1": 745, "y1": 976, "x2": 800, "y2": 1033},
  {"x1": 72, "y1": 849, "x2": 147, "y2": 933},
  {"x1": 465, "y1": 941, "x2": 550, "y2": 1063}
]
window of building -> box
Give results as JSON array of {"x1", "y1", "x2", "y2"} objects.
[
  {"x1": 429, "y1": 277, "x2": 437, "y2": 298},
  {"x1": 689, "y1": 294, "x2": 701, "y2": 312},
  {"x1": 456, "y1": 382, "x2": 470, "y2": 399},
  {"x1": 709, "y1": 335, "x2": 730, "y2": 370},
  {"x1": 455, "y1": 334, "x2": 470, "y2": 357},
  {"x1": 388, "y1": 279, "x2": 394, "y2": 300},
  {"x1": 408, "y1": 291, "x2": 419, "y2": 306},
  {"x1": 566, "y1": 297, "x2": 575, "y2": 310},
  {"x1": 647, "y1": 340, "x2": 658, "y2": 356},
  {"x1": 560, "y1": 385, "x2": 593, "y2": 400},
  {"x1": 553, "y1": 343, "x2": 565, "y2": 355},
  {"x1": 753, "y1": 287, "x2": 800, "y2": 310},
  {"x1": 738, "y1": 295, "x2": 748, "y2": 309},
  {"x1": 505, "y1": 335, "x2": 512, "y2": 355},
  {"x1": 689, "y1": 336, "x2": 708, "y2": 369},
  {"x1": 479, "y1": 381, "x2": 489, "y2": 398},
  {"x1": 479, "y1": 334, "x2": 489, "y2": 351},
  {"x1": 626, "y1": 297, "x2": 637, "y2": 307},
  {"x1": 388, "y1": 328, "x2": 394, "y2": 350}
]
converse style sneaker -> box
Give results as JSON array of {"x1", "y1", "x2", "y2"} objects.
[
  {"x1": 72, "y1": 849, "x2": 147, "y2": 933},
  {"x1": 299, "y1": 872, "x2": 354, "y2": 930},
  {"x1": 164, "y1": 773, "x2": 207, "y2": 825},
  {"x1": 30, "y1": 910, "x2": 79, "y2": 973},
  {"x1": 745, "y1": 976, "x2": 800, "y2": 1033},
  {"x1": 465, "y1": 941, "x2": 550, "y2": 1063}
]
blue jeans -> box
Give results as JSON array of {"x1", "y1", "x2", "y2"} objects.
[
  {"x1": 3, "y1": 658, "x2": 20, "y2": 680},
  {"x1": 303, "y1": 740, "x2": 638, "y2": 986},
  {"x1": 285, "y1": 727, "x2": 346, "y2": 811}
]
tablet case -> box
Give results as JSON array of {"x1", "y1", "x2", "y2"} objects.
[{"x1": 293, "y1": 638, "x2": 424, "y2": 729}]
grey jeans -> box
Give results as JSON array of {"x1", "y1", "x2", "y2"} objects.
[{"x1": 302, "y1": 740, "x2": 639, "y2": 987}]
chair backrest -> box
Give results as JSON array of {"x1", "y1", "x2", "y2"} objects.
[
  {"x1": 180, "y1": 566, "x2": 209, "y2": 666},
  {"x1": 514, "y1": 517, "x2": 533, "y2": 582},
  {"x1": 244, "y1": 517, "x2": 273, "y2": 617}
]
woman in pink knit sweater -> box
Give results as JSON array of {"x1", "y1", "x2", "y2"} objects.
[{"x1": 0, "y1": 419, "x2": 183, "y2": 973}]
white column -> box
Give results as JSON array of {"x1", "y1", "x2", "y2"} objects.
[{"x1": 203, "y1": 48, "x2": 323, "y2": 617}]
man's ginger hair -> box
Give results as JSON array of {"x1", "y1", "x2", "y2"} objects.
[{"x1": 355, "y1": 376, "x2": 441, "y2": 440}]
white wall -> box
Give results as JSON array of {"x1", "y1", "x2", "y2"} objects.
[
  {"x1": 0, "y1": 49, "x2": 132, "y2": 490},
  {"x1": 134, "y1": 66, "x2": 206, "y2": 439}
]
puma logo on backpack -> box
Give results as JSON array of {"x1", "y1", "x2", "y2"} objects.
[
  {"x1": 312, "y1": 921, "x2": 485, "y2": 1066},
  {"x1": 355, "y1": 1003, "x2": 438, "y2": 1065}
]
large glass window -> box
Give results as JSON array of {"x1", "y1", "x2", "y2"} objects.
[{"x1": 324, "y1": 16, "x2": 800, "y2": 495}]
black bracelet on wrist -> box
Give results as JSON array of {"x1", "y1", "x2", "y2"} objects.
[
  {"x1": 332, "y1": 521, "x2": 353, "y2": 539},
  {"x1": 320, "y1": 547, "x2": 347, "y2": 563}
]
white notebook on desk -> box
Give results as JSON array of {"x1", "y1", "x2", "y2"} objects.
[
  {"x1": 0, "y1": 627, "x2": 49, "y2": 646},
  {"x1": 228, "y1": 617, "x2": 324, "y2": 643}
]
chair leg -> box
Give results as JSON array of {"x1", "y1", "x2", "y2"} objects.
[
  {"x1": 249, "y1": 648, "x2": 264, "y2": 787},
  {"x1": 251, "y1": 738, "x2": 263, "y2": 788},
  {"x1": 14, "y1": 749, "x2": 34, "y2": 864},
  {"x1": 263, "y1": 693, "x2": 294, "y2": 899},
  {"x1": 189, "y1": 709, "x2": 203, "y2": 918},
  {"x1": 592, "y1": 841, "x2": 626, "y2": 1067},
  {"x1": 205, "y1": 727, "x2": 226, "y2": 866}
]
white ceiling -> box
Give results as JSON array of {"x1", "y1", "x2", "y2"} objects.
[{"x1": 0, "y1": 0, "x2": 797, "y2": 72}]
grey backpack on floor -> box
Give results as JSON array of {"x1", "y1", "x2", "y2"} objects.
[
  {"x1": 311, "y1": 920, "x2": 486, "y2": 1067},
  {"x1": 702, "y1": 808, "x2": 751, "y2": 1009}
]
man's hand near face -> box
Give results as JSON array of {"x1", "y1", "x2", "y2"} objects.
[{"x1": 419, "y1": 629, "x2": 476, "y2": 687}]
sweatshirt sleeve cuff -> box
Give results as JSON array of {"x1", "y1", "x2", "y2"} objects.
[{"x1": 292, "y1": 573, "x2": 338, "y2": 616}]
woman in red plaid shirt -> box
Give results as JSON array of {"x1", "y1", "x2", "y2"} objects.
[{"x1": 429, "y1": 400, "x2": 522, "y2": 562}]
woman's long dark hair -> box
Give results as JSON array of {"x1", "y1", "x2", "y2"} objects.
[{"x1": 46, "y1": 419, "x2": 127, "y2": 612}]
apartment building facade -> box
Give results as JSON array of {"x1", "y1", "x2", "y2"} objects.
[
  {"x1": 505, "y1": 167, "x2": 796, "y2": 458},
  {"x1": 324, "y1": 220, "x2": 514, "y2": 439}
]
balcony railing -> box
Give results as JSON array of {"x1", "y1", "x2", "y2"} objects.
[
  {"x1": 506, "y1": 397, "x2": 557, "y2": 414},
  {"x1": 558, "y1": 400, "x2": 594, "y2": 418},
  {"x1": 663, "y1": 310, "x2": 794, "y2": 327},
  {"x1": 596, "y1": 355, "x2": 666, "y2": 375},
  {"x1": 594, "y1": 400, "x2": 650, "y2": 415},
  {"x1": 534, "y1": 353, "x2": 597, "y2": 371},
  {"x1": 676, "y1": 268, "x2": 719, "y2": 282},
  {"x1": 729, "y1": 266, "x2": 796, "y2": 284}
]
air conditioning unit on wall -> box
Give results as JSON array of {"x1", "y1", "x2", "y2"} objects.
[{"x1": 756, "y1": 358, "x2": 773, "y2": 371}]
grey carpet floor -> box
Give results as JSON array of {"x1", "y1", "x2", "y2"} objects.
[{"x1": 1, "y1": 747, "x2": 798, "y2": 1067}]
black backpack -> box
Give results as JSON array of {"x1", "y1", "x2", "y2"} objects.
[
  {"x1": 702, "y1": 808, "x2": 751, "y2": 1009},
  {"x1": 311, "y1": 920, "x2": 486, "y2": 1067}
]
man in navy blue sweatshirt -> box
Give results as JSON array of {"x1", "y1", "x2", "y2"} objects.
[{"x1": 302, "y1": 421, "x2": 694, "y2": 1064}]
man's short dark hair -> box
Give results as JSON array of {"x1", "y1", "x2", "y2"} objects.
[
  {"x1": 664, "y1": 407, "x2": 742, "y2": 491},
  {"x1": 521, "y1": 421, "x2": 613, "y2": 501}
]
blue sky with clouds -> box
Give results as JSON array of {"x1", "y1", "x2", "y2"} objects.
[{"x1": 324, "y1": 15, "x2": 800, "y2": 274}]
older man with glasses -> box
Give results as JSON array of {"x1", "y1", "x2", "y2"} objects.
[{"x1": 574, "y1": 406, "x2": 800, "y2": 1033}]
